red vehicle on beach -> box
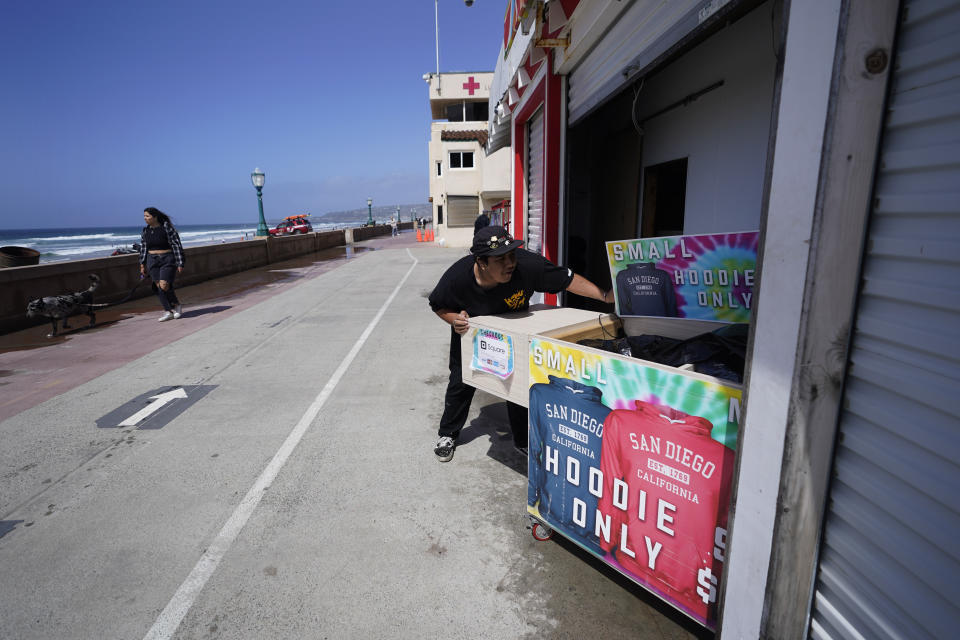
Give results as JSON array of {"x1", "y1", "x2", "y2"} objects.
[{"x1": 269, "y1": 215, "x2": 313, "y2": 236}]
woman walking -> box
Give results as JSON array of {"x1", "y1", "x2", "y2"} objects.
[{"x1": 138, "y1": 207, "x2": 185, "y2": 321}]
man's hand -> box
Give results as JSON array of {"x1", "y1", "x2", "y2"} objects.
[
  {"x1": 452, "y1": 311, "x2": 470, "y2": 335},
  {"x1": 434, "y1": 308, "x2": 471, "y2": 334}
]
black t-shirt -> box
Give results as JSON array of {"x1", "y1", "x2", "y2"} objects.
[
  {"x1": 142, "y1": 225, "x2": 171, "y2": 251},
  {"x1": 429, "y1": 249, "x2": 574, "y2": 318}
]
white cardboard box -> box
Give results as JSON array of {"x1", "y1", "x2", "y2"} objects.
[
  {"x1": 538, "y1": 315, "x2": 744, "y2": 393},
  {"x1": 460, "y1": 305, "x2": 617, "y2": 407},
  {"x1": 461, "y1": 306, "x2": 742, "y2": 406}
]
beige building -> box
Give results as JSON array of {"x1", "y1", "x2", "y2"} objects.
[{"x1": 424, "y1": 71, "x2": 510, "y2": 248}]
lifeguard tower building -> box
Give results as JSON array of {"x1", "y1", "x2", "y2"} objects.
[{"x1": 424, "y1": 71, "x2": 510, "y2": 248}]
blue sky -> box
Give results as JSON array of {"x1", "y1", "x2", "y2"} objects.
[{"x1": 0, "y1": 1, "x2": 506, "y2": 229}]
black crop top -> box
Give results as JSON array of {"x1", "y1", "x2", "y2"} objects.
[{"x1": 143, "y1": 225, "x2": 171, "y2": 251}]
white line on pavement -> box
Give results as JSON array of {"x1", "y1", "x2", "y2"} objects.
[{"x1": 143, "y1": 252, "x2": 419, "y2": 640}]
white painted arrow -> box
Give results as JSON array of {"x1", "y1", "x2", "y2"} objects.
[{"x1": 118, "y1": 387, "x2": 188, "y2": 427}]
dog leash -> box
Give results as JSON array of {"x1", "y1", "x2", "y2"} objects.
[{"x1": 89, "y1": 276, "x2": 147, "y2": 308}]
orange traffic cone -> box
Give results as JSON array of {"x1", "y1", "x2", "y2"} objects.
[
  {"x1": 416, "y1": 229, "x2": 422, "y2": 242},
  {"x1": 427, "y1": 229, "x2": 434, "y2": 241}
]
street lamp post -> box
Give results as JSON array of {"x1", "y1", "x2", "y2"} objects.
[
  {"x1": 251, "y1": 168, "x2": 268, "y2": 237},
  {"x1": 367, "y1": 197, "x2": 373, "y2": 226}
]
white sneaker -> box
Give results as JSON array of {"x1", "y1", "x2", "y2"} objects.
[
  {"x1": 173, "y1": 304, "x2": 183, "y2": 319},
  {"x1": 434, "y1": 437, "x2": 456, "y2": 462},
  {"x1": 158, "y1": 311, "x2": 174, "y2": 322}
]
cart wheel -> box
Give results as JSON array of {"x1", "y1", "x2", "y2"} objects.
[{"x1": 531, "y1": 522, "x2": 553, "y2": 541}]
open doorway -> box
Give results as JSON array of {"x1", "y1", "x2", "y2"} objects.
[
  {"x1": 641, "y1": 158, "x2": 687, "y2": 237},
  {"x1": 564, "y1": 89, "x2": 642, "y2": 312}
]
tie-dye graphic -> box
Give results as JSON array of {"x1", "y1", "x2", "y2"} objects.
[
  {"x1": 528, "y1": 337, "x2": 742, "y2": 629},
  {"x1": 606, "y1": 232, "x2": 759, "y2": 323},
  {"x1": 529, "y1": 337, "x2": 741, "y2": 447}
]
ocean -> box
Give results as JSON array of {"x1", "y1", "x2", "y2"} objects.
[{"x1": 0, "y1": 222, "x2": 351, "y2": 264}]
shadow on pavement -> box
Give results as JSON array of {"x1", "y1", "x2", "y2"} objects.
[
  {"x1": 180, "y1": 305, "x2": 232, "y2": 318},
  {"x1": 0, "y1": 245, "x2": 374, "y2": 354},
  {"x1": 459, "y1": 402, "x2": 527, "y2": 475},
  {"x1": 547, "y1": 533, "x2": 716, "y2": 639}
]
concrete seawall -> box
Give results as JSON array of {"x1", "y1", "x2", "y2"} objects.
[{"x1": 0, "y1": 224, "x2": 394, "y2": 334}]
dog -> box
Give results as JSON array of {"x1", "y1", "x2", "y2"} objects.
[{"x1": 26, "y1": 274, "x2": 103, "y2": 337}]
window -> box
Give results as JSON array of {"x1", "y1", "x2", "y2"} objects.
[
  {"x1": 465, "y1": 101, "x2": 489, "y2": 121},
  {"x1": 445, "y1": 103, "x2": 464, "y2": 122},
  {"x1": 436, "y1": 161, "x2": 442, "y2": 177},
  {"x1": 449, "y1": 151, "x2": 474, "y2": 169},
  {"x1": 443, "y1": 101, "x2": 489, "y2": 122},
  {"x1": 437, "y1": 205, "x2": 443, "y2": 225}
]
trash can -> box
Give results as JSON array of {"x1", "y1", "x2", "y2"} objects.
[{"x1": 0, "y1": 246, "x2": 41, "y2": 268}]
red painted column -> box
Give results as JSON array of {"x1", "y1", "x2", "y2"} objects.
[
  {"x1": 542, "y1": 56, "x2": 561, "y2": 266},
  {"x1": 510, "y1": 56, "x2": 565, "y2": 306},
  {"x1": 542, "y1": 57, "x2": 562, "y2": 306},
  {"x1": 513, "y1": 117, "x2": 525, "y2": 235}
]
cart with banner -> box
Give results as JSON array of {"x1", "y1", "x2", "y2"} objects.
[
  {"x1": 524, "y1": 231, "x2": 757, "y2": 630},
  {"x1": 457, "y1": 231, "x2": 757, "y2": 630},
  {"x1": 526, "y1": 325, "x2": 741, "y2": 629}
]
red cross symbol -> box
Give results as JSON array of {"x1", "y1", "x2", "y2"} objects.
[{"x1": 463, "y1": 76, "x2": 481, "y2": 95}]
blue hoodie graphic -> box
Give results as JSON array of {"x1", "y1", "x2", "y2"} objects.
[
  {"x1": 615, "y1": 262, "x2": 678, "y2": 317},
  {"x1": 528, "y1": 375, "x2": 611, "y2": 553}
]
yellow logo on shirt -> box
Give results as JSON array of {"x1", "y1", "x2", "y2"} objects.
[{"x1": 504, "y1": 290, "x2": 526, "y2": 310}]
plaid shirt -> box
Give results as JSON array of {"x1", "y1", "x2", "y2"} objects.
[{"x1": 139, "y1": 221, "x2": 185, "y2": 267}]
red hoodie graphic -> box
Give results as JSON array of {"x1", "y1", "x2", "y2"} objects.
[{"x1": 598, "y1": 401, "x2": 734, "y2": 622}]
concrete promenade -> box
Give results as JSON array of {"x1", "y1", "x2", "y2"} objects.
[{"x1": 0, "y1": 232, "x2": 704, "y2": 639}]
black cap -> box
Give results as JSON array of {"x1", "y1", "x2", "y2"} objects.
[{"x1": 471, "y1": 225, "x2": 524, "y2": 256}]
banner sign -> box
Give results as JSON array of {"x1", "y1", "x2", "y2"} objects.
[
  {"x1": 527, "y1": 337, "x2": 741, "y2": 629},
  {"x1": 606, "y1": 231, "x2": 759, "y2": 323},
  {"x1": 470, "y1": 328, "x2": 515, "y2": 379}
]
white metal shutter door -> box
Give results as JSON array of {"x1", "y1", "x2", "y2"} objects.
[
  {"x1": 447, "y1": 196, "x2": 480, "y2": 228},
  {"x1": 526, "y1": 108, "x2": 545, "y2": 253},
  {"x1": 809, "y1": 2, "x2": 960, "y2": 639},
  {"x1": 567, "y1": 0, "x2": 702, "y2": 125}
]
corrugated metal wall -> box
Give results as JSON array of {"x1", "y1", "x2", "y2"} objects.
[
  {"x1": 809, "y1": 1, "x2": 960, "y2": 638},
  {"x1": 526, "y1": 108, "x2": 545, "y2": 253}
]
